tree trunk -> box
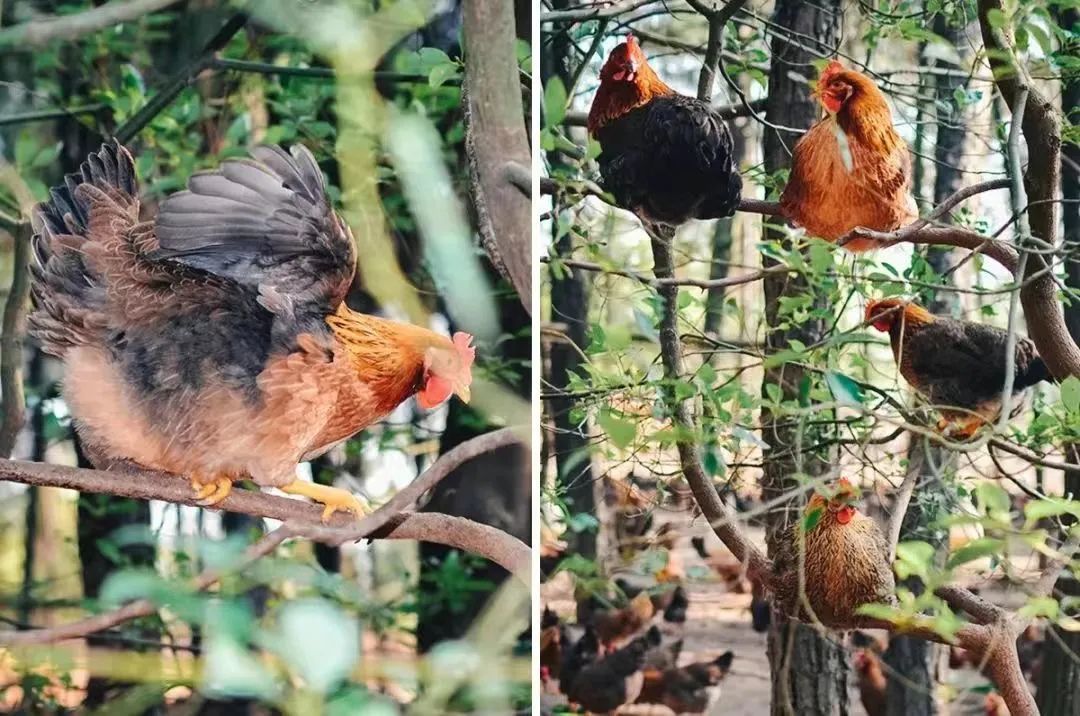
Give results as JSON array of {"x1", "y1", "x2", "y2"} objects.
[
  {"x1": 542, "y1": 0, "x2": 597, "y2": 561},
  {"x1": 1036, "y1": 8, "x2": 1080, "y2": 715},
  {"x1": 759, "y1": 1, "x2": 847, "y2": 714},
  {"x1": 884, "y1": 16, "x2": 967, "y2": 713}
]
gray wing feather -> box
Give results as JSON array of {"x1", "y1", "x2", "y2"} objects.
[{"x1": 152, "y1": 144, "x2": 355, "y2": 316}]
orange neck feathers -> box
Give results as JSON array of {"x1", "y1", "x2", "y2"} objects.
[
  {"x1": 865, "y1": 299, "x2": 935, "y2": 333},
  {"x1": 326, "y1": 304, "x2": 446, "y2": 404},
  {"x1": 588, "y1": 36, "x2": 674, "y2": 134}
]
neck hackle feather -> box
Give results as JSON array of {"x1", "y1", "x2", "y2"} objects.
[{"x1": 587, "y1": 35, "x2": 674, "y2": 134}]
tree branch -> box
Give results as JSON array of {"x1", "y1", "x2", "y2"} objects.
[
  {"x1": 113, "y1": 13, "x2": 247, "y2": 144},
  {"x1": 0, "y1": 428, "x2": 529, "y2": 586},
  {"x1": 0, "y1": 0, "x2": 182, "y2": 50},
  {"x1": 0, "y1": 526, "x2": 294, "y2": 646},
  {"x1": 0, "y1": 223, "x2": 30, "y2": 458},
  {"x1": 649, "y1": 230, "x2": 773, "y2": 584},
  {"x1": 462, "y1": 0, "x2": 532, "y2": 314}
]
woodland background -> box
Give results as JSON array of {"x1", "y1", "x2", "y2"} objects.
[
  {"x1": 0, "y1": 0, "x2": 532, "y2": 714},
  {"x1": 540, "y1": 0, "x2": 1079, "y2": 714}
]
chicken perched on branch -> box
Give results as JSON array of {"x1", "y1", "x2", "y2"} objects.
[
  {"x1": 29, "y1": 141, "x2": 474, "y2": 520},
  {"x1": 780, "y1": 60, "x2": 917, "y2": 251},
  {"x1": 587, "y1": 34, "x2": 742, "y2": 229},
  {"x1": 866, "y1": 299, "x2": 1050, "y2": 438},
  {"x1": 773, "y1": 479, "x2": 896, "y2": 627}
]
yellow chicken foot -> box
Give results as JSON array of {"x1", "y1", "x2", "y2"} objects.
[
  {"x1": 279, "y1": 481, "x2": 369, "y2": 523},
  {"x1": 191, "y1": 475, "x2": 233, "y2": 507}
]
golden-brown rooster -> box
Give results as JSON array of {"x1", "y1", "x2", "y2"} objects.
[
  {"x1": 29, "y1": 142, "x2": 474, "y2": 520},
  {"x1": 780, "y1": 60, "x2": 917, "y2": 251},
  {"x1": 773, "y1": 479, "x2": 896, "y2": 627},
  {"x1": 587, "y1": 34, "x2": 742, "y2": 229},
  {"x1": 866, "y1": 298, "x2": 1049, "y2": 438}
]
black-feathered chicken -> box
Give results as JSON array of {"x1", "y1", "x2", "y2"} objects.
[{"x1": 587, "y1": 34, "x2": 742, "y2": 229}]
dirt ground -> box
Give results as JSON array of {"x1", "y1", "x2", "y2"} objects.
[{"x1": 541, "y1": 508, "x2": 1028, "y2": 715}]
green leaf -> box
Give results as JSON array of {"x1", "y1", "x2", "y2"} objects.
[
  {"x1": 1025, "y1": 498, "x2": 1080, "y2": 523},
  {"x1": 826, "y1": 371, "x2": 865, "y2": 406},
  {"x1": 1060, "y1": 376, "x2": 1080, "y2": 414},
  {"x1": 203, "y1": 636, "x2": 280, "y2": 699},
  {"x1": 895, "y1": 541, "x2": 936, "y2": 580},
  {"x1": 803, "y1": 506, "x2": 824, "y2": 533},
  {"x1": 1019, "y1": 596, "x2": 1059, "y2": 620},
  {"x1": 987, "y1": 8, "x2": 1007, "y2": 28},
  {"x1": 272, "y1": 600, "x2": 359, "y2": 694},
  {"x1": 946, "y1": 537, "x2": 1004, "y2": 568},
  {"x1": 543, "y1": 77, "x2": 568, "y2": 126},
  {"x1": 975, "y1": 482, "x2": 1011, "y2": 517},
  {"x1": 428, "y1": 63, "x2": 458, "y2": 88},
  {"x1": 598, "y1": 409, "x2": 636, "y2": 449}
]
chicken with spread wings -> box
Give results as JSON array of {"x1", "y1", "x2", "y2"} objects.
[
  {"x1": 30, "y1": 141, "x2": 474, "y2": 520},
  {"x1": 866, "y1": 298, "x2": 1049, "y2": 438}
]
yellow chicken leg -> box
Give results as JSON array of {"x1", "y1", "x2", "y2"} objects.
[
  {"x1": 279, "y1": 481, "x2": 369, "y2": 523},
  {"x1": 191, "y1": 475, "x2": 233, "y2": 507}
]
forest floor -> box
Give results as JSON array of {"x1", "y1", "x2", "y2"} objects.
[{"x1": 541, "y1": 506, "x2": 1028, "y2": 715}]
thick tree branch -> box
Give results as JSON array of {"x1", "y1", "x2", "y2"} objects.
[
  {"x1": 0, "y1": 0, "x2": 182, "y2": 50},
  {"x1": 0, "y1": 428, "x2": 529, "y2": 582},
  {"x1": 462, "y1": 0, "x2": 532, "y2": 313},
  {"x1": 0, "y1": 223, "x2": 30, "y2": 458},
  {"x1": 977, "y1": 0, "x2": 1077, "y2": 383}
]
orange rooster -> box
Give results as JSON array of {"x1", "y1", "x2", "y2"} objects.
[
  {"x1": 29, "y1": 142, "x2": 474, "y2": 520},
  {"x1": 773, "y1": 478, "x2": 896, "y2": 627},
  {"x1": 780, "y1": 60, "x2": 917, "y2": 251},
  {"x1": 587, "y1": 34, "x2": 741, "y2": 229},
  {"x1": 866, "y1": 298, "x2": 1049, "y2": 438}
]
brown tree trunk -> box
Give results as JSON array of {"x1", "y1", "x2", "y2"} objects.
[
  {"x1": 542, "y1": 0, "x2": 597, "y2": 561},
  {"x1": 759, "y1": 1, "x2": 848, "y2": 713},
  {"x1": 1036, "y1": 8, "x2": 1080, "y2": 714}
]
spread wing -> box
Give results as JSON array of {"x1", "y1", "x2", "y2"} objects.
[
  {"x1": 906, "y1": 319, "x2": 1031, "y2": 407},
  {"x1": 152, "y1": 145, "x2": 355, "y2": 319}
]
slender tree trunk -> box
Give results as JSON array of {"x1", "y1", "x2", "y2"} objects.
[
  {"x1": 1036, "y1": 8, "x2": 1080, "y2": 714},
  {"x1": 884, "y1": 16, "x2": 967, "y2": 714},
  {"x1": 542, "y1": 0, "x2": 597, "y2": 560},
  {"x1": 759, "y1": 1, "x2": 847, "y2": 714}
]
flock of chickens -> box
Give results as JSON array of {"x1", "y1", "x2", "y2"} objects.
[
  {"x1": 537, "y1": 34, "x2": 1056, "y2": 714},
  {"x1": 587, "y1": 35, "x2": 1051, "y2": 440}
]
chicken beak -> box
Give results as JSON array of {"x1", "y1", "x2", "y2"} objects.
[{"x1": 454, "y1": 384, "x2": 471, "y2": 404}]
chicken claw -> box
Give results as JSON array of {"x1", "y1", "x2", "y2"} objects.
[
  {"x1": 279, "y1": 481, "x2": 369, "y2": 523},
  {"x1": 191, "y1": 475, "x2": 233, "y2": 507}
]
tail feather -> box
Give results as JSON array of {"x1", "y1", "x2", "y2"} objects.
[{"x1": 29, "y1": 140, "x2": 139, "y2": 355}]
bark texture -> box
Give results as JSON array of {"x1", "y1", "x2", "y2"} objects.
[{"x1": 759, "y1": 0, "x2": 849, "y2": 713}]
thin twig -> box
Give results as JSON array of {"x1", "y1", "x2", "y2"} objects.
[{"x1": 0, "y1": 0, "x2": 182, "y2": 49}]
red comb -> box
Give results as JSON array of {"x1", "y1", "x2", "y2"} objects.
[{"x1": 626, "y1": 33, "x2": 637, "y2": 47}]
